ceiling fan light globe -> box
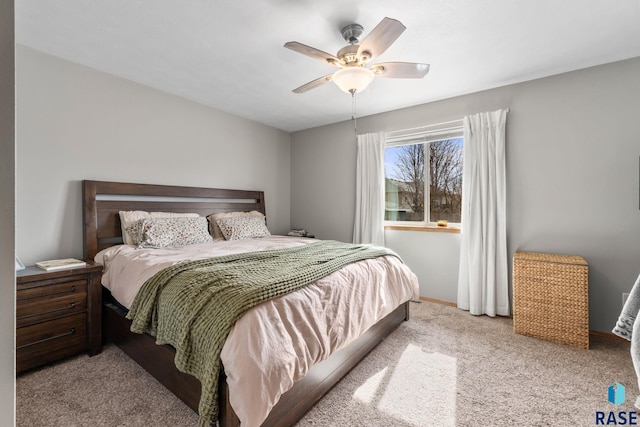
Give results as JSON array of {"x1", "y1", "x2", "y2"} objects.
[{"x1": 333, "y1": 67, "x2": 375, "y2": 94}]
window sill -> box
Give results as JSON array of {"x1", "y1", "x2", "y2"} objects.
[{"x1": 384, "y1": 224, "x2": 461, "y2": 234}]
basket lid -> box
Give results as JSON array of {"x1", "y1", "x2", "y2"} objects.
[{"x1": 514, "y1": 251, "x2": 587, "y2": 266}]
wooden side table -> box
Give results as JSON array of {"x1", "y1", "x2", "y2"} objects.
[{"x1": 16, "y1": 261, "x2": 103, "y2": 372}]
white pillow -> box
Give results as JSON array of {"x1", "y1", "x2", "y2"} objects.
[
  {"x1": 119, "y1": 211, "x2": 200, "y2": 245},
  {"x1": 206, "y1": 211, "x2": 264, "y2": 240},
  {"x1": 215, "y1": 216, "x2": 271, "y2": 241}
]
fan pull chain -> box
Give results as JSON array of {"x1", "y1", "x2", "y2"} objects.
[{"x1": 351, "y1": 90, "x2": 358, "y2": 136}]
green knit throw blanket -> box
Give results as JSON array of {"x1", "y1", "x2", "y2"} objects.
[{"x1": 127, "y1": 240, "x2": 398, "y2": 427}]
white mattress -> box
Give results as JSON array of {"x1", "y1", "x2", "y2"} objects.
[{"x1": 95, "y1": 236, "x2": 419, "y2": 426}]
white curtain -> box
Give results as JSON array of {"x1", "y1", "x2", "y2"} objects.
[
  {"x1": 353, "y1": 132, "x2": 386, "y2": 246},
  {"x1": 457, "y1": 109, "x2": 509, "y2": 316}
]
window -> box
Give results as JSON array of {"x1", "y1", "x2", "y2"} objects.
[{"x1": 384, "y1": 127, "x2": 463, "y2": 225}]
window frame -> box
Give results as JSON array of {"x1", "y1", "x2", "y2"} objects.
[{"x1": 384, "y1": 124, "x2": 464, "y2": 229}]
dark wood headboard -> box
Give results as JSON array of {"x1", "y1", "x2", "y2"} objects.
[{"x1": 82, "y1": 180, "x2": 266, "y2": 259}]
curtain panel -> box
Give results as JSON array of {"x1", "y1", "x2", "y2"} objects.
[
  {"x1": 457, "y1": 109, "x2": 509, "y2": 317},
  {"x1": 353, "y1": 132, "x2": 386, "y2": 246}
]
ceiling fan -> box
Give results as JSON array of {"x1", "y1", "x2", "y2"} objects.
[{"x1": 284, "y1": 17, "x2": 430, "y2": 95}]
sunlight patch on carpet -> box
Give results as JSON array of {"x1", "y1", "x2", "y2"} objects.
[
  {"x1": 353, "y1": 367, "x2": 389, "y2": 404},
  {"x1": 355, "y1": 343, "x2": 457, "y2": 426}
]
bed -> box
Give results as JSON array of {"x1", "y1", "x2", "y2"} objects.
[{"x1": 82, "y1": 180, "x2": 418, "y2": 427}]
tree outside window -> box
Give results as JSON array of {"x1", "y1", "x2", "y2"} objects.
[{"x1": 385, "y1": 137, "x2": 463, "y2": 224}]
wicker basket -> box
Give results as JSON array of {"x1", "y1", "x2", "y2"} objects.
[{"x1": 513, "y1": 251, "x2": 589, "y2": 349}]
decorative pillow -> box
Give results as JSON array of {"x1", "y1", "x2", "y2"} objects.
[
  {"x1": 215, "y1": 216, "x2": 271, "y2": 241},
  {"x1": 207, "y1": 211, "x2": 264, "y2": 240},
  {"x1": 125, "y1": 216, "x2": 213, "y2": 248},
  {"x1": 119, "y1": 211, "x2": 200, "y2": 245}
]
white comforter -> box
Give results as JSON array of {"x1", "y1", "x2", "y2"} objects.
[{"x1": 95, "y1": 236, "x2": 419, "y2": 426}]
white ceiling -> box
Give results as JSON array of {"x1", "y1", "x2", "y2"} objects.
[{"x1": 16, "y1": 0, "x2": 640, "y2": 132}]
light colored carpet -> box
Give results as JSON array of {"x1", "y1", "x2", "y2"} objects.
[{"x1": 17, "y1": 301, "x2": 638, "y2": 426}]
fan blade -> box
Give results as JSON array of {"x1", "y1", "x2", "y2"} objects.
[
  {"x1": 292, "y1": 74, "x2": 334, "y2": 93},
  {"x1": 357, "y1": 17, "x2": 406, "y2": 60},
  {"x1": 370, "y1": 62, "x2": 430, "y2": 78},
  {"x1": 284, "y1": 41, "x2": 341, "y2": 67}
]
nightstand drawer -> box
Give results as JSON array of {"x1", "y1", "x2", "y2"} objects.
[
  {"x1": 16, "y1": 292, "x2": 87, "y2": 327},
  {"x1": 17, "y1": 278, "x2": 87, "y2": 301},
  {"x1": 16, "y1": 313, "x2": 87, "y2": 372}
]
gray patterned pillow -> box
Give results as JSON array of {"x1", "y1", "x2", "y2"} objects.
[
  {"x1": 216, "y1": 216, "x2": 271, "y2": 240},
  {"x1": 206, "y1": 211, "x2": 265, "y2": 240},
  {"x1": 119, "y1": 211, "x2": 200, "y2": 245},
  {"x1": 125, "y1": 217, "x2": 213, "y2": 248}
]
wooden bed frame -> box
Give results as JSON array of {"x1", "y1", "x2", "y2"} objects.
[{"x1": 82, "y1": 179, "x2": 410, "y2": 427}]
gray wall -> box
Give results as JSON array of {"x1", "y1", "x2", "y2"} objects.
[
  {"x1": 16, "y1": 46, "x2": 292, "y2": 265},
  {"x1": 291, "y1": 57, "x2": 640, "y2": 333},
  {"x1": 0, "y1": 0, "x2": 16, "y2": 424}
]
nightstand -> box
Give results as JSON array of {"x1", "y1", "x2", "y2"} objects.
[{"x1": 16, "y1": 261, "x2": 103, "y2": 373}]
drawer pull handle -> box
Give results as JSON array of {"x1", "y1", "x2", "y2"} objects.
[
  {"x1": 19, "y1": 285, "x2": 79, "y2": 301},
  {"x1": 18, "y1": 302, "x2": 78, "y2": 320},
  {"x1": 17, "y1": 327, "x2": 77, "y2": 350},
  {"x1": 46, "y1": 285, "x2": 76, "y2": 297}
]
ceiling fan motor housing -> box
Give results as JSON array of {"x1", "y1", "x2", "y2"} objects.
[{"x1": 337, "y1": 44, "x2": 370, "y2": 66}]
